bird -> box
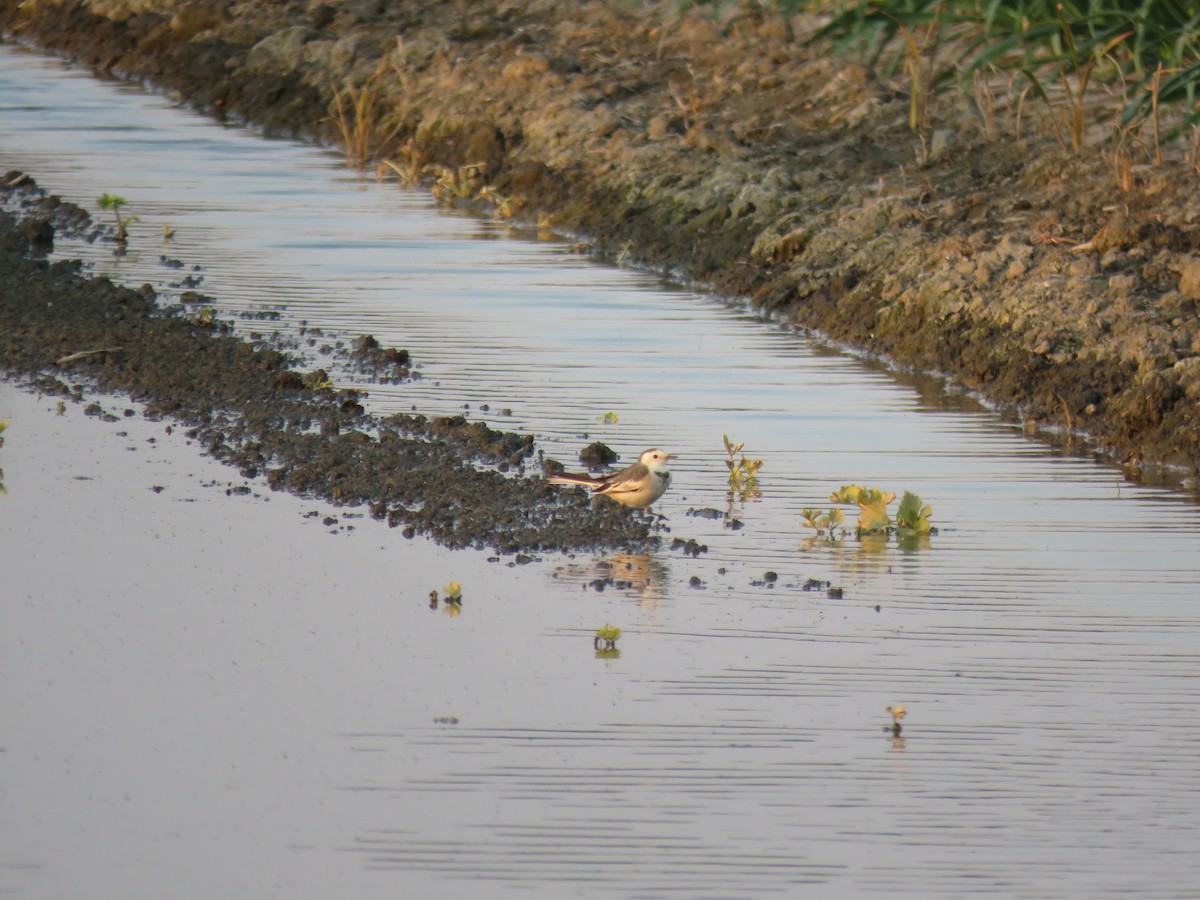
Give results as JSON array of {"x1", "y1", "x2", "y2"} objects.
[{"x1": 547, "y1": 448, "x2": 676, "y2": 511}]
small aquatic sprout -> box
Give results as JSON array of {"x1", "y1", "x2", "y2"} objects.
[
  {"x1": 195, "y1": 307, "x2": 216, "y2": 327},
  {"x1": 97, "y1": 193, "x2": 139, "y2": 243},
  {"x1": 723, "y1": 434, "x2": 763, "y2": 493},
  {"x1": 429, "y1": 582, "x2": 463, "y2": 617},
  {"x1": 895, "y1": 491, "x2": 934, "y2": 535},
  {"x1": 598, "y1": 411, "x2": 620, "y2": 426},
  {"x1": 804, "y1": 486, "x2": 935, "y2": 546},
  {"x1": 594, "y1": 623, "x2": 621, "y2": 650},
  {"x1": 55, "y1": 401, "x2": 65, "y2": 416},
  {"x1": 831, "y1": 484, "x2": 894, "y2": 534},
  {"x1": 162, "y1": 224, "x2": 176, "y2": 241},
  {"x1": 886, "y1": 704, "x2": 907, "y2": 736},
  {"x1": 800, "y1": 506, "x2": 846, "y2": 542}
]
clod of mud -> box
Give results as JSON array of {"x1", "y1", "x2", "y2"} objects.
[{"x1": 578, "y1": 441, "x2": 619, "y2": 470}]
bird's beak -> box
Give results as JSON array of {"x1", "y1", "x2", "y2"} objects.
[{"x1": 665, "y1": 454, "x2": 678, "y2": 461}]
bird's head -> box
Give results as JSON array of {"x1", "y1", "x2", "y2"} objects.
[{"x1": 639, "y1": 448, "x2": 677, "y2": 470}]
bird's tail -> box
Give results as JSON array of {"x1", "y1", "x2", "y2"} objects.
[{"x1": 547, "y1": 473, "x2": 603, "y2": 488}]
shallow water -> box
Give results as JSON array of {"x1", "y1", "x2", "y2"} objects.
[{"x1": 2, "y1": 41, "x2": 1199, "y2": 899}]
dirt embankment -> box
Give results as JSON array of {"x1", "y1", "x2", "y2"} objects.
[{"x1": 2, "y1": 0, "x2": 1200, "y2": 471}]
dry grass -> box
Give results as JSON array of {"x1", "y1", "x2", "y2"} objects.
[{"x1": 326, "y1": 38, "x2": 406, "y2": 168}]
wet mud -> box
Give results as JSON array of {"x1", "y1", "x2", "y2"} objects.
[
  {"x1": 0, "y1": 173, "x2": 655, "y2": 551},
  {"x1": 1, "y1": 0, "x2": 1198, "y2": 478}
]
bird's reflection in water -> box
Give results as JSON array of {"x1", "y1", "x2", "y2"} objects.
[{"x1": 553, "y1": 552, "x2": 669, "y2": 610}]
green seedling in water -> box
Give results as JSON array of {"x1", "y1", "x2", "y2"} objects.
[
  {"x1": 895, "y1": 490, "x2": 934, "y2": 535},
  {"x1": 803, "y1": 484, "x2": 935, "y2": 544},
  {"x1": 832, "y1": 484, "x2": 895, "y2": 535},
  {"x1": 594, "y1": 623, "x2": 621, "y2": 650},
  {"x1": 723, "y1": 434, "x2": 763, "y2": 491},
  {"x1": 97, "y1": 193, "x2": 139, "y2": 244},
  {"x1": 598, "y1": 411, "x2": 620, "y2": 426},
  {"x1": 428, "y1": 581, "x2": 464, "y2": 618},
  {"x1": 800, "y1": 505, "x2": 846, "y2": 542}
]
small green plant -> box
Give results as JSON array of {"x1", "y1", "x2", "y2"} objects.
[
  {"x1": 98, "y1": 193, "x2": 139, "y2": 243},
  {"x1": 723, "y1": 434, "x2": 763, "y2": 490},
  {"x1": 811, "y1": 0, "x2": 1200, "y2": 153},
  {"x1": 886, "y1": 703, "x2": 907, "y2": 737},
  {"x1": 429, "y1": 583, "x2": 463, "y2": 617},
  {"x1": 0, "y1": 418, "x2": 8, "y2": 448},
  {"x1": 833, "y1": 484, "x2": 896, "y2": 534},
  {"x1": 598, "y1": 411, "x2": 620, "y2": 426},
  {"x1": 895, "y1": 490, "x2": 934, "y2": 535},
  {"x1": 802, "y1": 484, "x2": 935, "y2": 543},
  {"x1": 800, "y1": 505, "x2": 847, "y2": 542},
  {"x1": 594, "y1": 623, "x2": 621, "y2": 650}
]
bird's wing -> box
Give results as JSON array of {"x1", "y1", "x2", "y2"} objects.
[{"x1": 596, "y1": 463, "x2": 649, "y2": 496}]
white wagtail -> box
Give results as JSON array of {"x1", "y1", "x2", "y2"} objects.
[{"x1": 548, "y1": 448, "x2": 676, "y2": 511}]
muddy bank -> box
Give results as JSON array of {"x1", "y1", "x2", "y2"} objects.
[
  {"x1": 0, "y1": 175, "x2": 658, "y2": 552},
  {"x1": 1, "y1": 0, "x2": 1199, "y2": 471}
]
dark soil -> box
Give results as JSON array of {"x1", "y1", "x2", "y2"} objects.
[
  {"x1": 0, "y1": 173, "x2": 655, "y2": 551},
  {"x1": 2, "y1": 0, "x2": 1199, "y2": 485}
]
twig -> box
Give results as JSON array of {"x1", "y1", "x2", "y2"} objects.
[{"x1": 55, "y1": 347, "x2": 123, "y2": 365}]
